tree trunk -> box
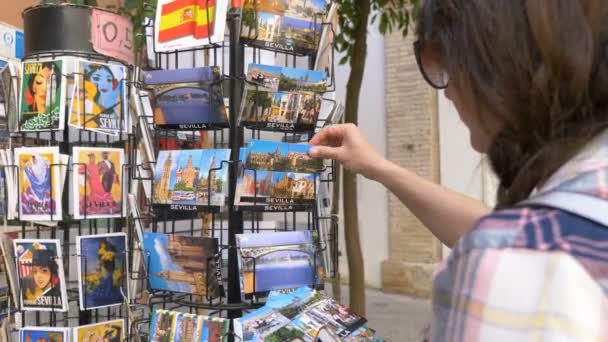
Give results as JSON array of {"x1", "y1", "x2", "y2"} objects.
[
  {"x1": 343, "y1": 0, "x2": 371, "y2": 316},
  {"x1": 330, "y1": 163, "x2": 342, "y2": 303}
]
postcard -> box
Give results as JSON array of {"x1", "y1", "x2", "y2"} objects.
[
  {"x1": 19, "y1": 327, "x2": 69, "y2": 342},
  {"x1": 72, "y1": 147, "x2": 125, "y2": 219},
  {"x1": 0, "y1": 233, "x2": 18, "y2": 308},
  {"x1": 2, "y1": 61, "x2": 20, "y2": 132},
  {"x1": 236, "y1": 231, "x2": 320, "y2": 295},
  {"x1": 239, "y1": 87, "x2": 323, "y2": 132},
  {"x1": 143, "y1": 232, "x2": 219, "y2": 297},
  {"x1": 247, "y1": 64, "x2": 327, "y2": 93},
  {"x1": 18, "y1": 59, "x2": 66, "y2": 131},
  {"x1": 171, "y1": 312, "x2": 200, "y2": 341},
  {"x1": 245, "y1": 139, "x2": 323, "y2": 173},
  {"x1": 143, "y1": 67, "x2": 228, "y2": 129},
  {"x1": 197, "y1": 316, "x2": 230, "y2": 342},
  {"x1": 15, "y1": 147, "x2": 62, "y2": 221},
  {"x1": 235, "y1": 169, "x2": 317, "y2": 208},
  {"x1": 149, "y1": 309, "x2": 178, "y2": 342},
  {"x1": 76, "y1": 233, "x2": 128, "y2": 310},
  {"x1": 73, "y1": 319, "x2": 125, "y2": 342},
  {"x1": 153, "y1": 0, "x2": 229, "y2": 52},
  {"x1": 236, "y1": 287, "x2": 368, "y2": 342},
  {"x1": 69, "y1": 60, "x2": 128, "y2": 135},
  {"x1": 240, "y1": 0, "x2": 330, "y2": 54},
  {"x1": 153, "y1": 149, "x2": 231, "y2": 208},
  {"x1": 13, "y1": 239, "x2": 68, "y2": 311}
]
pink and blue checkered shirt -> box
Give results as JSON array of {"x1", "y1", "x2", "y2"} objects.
[{"x1": 430, "y1": 132, "x2": 608, "y2": 341}]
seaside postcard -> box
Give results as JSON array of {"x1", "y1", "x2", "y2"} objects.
[
  {"x1": 153, "y1": 149, "x2": 231, "y2": 208},
  {"x1": 236, "y1": 231, "x2": 320, "y2": 295},
  {"x1": 72, "y1": 147, "x2": 125, "y2": 219},
  {"x1": 14, "y1": 147, "x2": 62, "y2": 221},
  {"x1": 76, "y1": 233, "x2": 128, "y2": 310},
  {"x1": 240, "y1": 0, "x2": 330, "y2": 54},
  {"x1": 18, "y1": 59, "x2": 66, "y2": 131},
  {"x1": 245, "y1": 140, "x2": 323, "y2": 173},
  {"x1": 69, "y1": 60, "x2": 128, "y2": 135},
  {"x1": 19, "y1": 327, "x2": 69, "y2": 342},
  {"x1": 13, "y1": 239, "x2": 68, "y2": 311},
  {"x1": 143, "y1": 232, "x2": 220, "y2": 297},
  {"x1": 143, "y1": 67, "x2": 228, "y2": 129},
  {"x1": 73, "y1": 319, "x2": 125, "y2": 342}
]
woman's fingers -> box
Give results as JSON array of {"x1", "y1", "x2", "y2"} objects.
[
  {"x1": 309, "y1": 145, "x2": 343, "y2": 161},
  {"x1": 310, "y1": 125, "x2": 346, "y2": 147}
]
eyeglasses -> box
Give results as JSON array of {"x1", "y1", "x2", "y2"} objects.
[{"x1": 414, "y1": 40, "x2": 449, "y2": 89}]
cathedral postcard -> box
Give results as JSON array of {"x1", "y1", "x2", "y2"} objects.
[
  {"x1": 143, "y1": 232, "x2": 220, "y2": 297},
  {"x1": 245, "y1": 139, "x2": 324, "y2": 173},
  {"x1": 153, "y1": 149, "x2": 231, "y2": 208}
]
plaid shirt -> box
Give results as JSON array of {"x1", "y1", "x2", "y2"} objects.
[{"x1": 430, "y1": 132, "x2": 608, "y2": 341}]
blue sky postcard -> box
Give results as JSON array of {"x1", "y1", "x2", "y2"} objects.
[
  {"x1": 170, "y1": 312, "x2": 200, "y2": 341},
  {"x1": 143, "y1": 232, "x2": 219, "y2": 297},
  {"x1": 236, "y1": 231, "x2": 319, "y2": 295},
  {"x1": 76, "y1": 233, "x2": 128, "y2": 310},
  {"x1": 239, "y1": 86, "x2": 323, "y2": 132},
  {"x1": 241, "y1": 0, "x2": 330, "y2": 54},
  {"x1": 246, "y1": 139, "x2": 323, "y2": 173},
  {"x1": 154, "y1": 149, "x2": 231, "y2": 207}
]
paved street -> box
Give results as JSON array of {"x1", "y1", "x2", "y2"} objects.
[{"x1": 327, "y1": 285, "x2": 432, "y2": 342}]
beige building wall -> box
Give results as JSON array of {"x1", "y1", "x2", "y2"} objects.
[{"x1": 381, "y1": 31, "x2": 442, "y2": 298}]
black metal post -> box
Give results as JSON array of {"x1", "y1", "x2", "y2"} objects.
[{"x1": 227, "y1": 7, "x2": 245, "y2": 326}]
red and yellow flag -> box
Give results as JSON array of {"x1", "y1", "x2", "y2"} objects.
[
  {"x1": 158, "y1": 0, "x2": 197, "y2": 42},
  {"x1": 193, "y1": 0, "x2": 216, "y2": 39}
]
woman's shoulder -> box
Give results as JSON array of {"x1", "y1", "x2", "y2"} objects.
[{"x1": 454, "y1": 206, "x2": 608, "y2": 261}]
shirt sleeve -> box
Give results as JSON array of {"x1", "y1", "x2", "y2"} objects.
[{"x1": 430, "y1": 248, "x2": 608, "y2": 342}]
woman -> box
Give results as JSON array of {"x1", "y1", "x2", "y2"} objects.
[{"x1": 310, "y1": 0, "x2": 608, "y2": 340}]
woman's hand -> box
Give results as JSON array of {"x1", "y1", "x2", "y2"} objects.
[{"x1": 308, "y1": 123, "x2": 387, "y2": 180}]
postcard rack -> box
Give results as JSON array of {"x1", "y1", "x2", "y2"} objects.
[
  {"x1": 1, "y1": 47, "x2": 136, "y2": 338},
  {"x1": 0, "y1": 1, "x2": 340, "y2": 340}
]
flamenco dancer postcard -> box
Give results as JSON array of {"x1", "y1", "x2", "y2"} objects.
[
  {"x1": 76, "y1": 233, "x2": 128, "y2": 310},
  {"x1": 72, "y1": 147, "x2": 125, "y2": 219},
  {"x1": 13, "y1": 239, "x2": 68, "y2": 311},
  {"x1": 14, "y1": 147, "x2": 62, "y2": 221}
]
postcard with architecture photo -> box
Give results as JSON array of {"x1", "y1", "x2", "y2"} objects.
[
  {"x1": 144, "y1": 67, "x2": 229, "y2": 129},
  {"x1": 240, "y1": 0, "x2": 330, "y2": 54},
  {"x1": 143, "y1": 232, "x2": 220, "y2": 297},
  {"x1": 149, "y1": 309, "x2": 178, "y2": 342},
  {"x1": 235, "y1": 169, "x2": 317, "y2": 208},
  {"x1": 197, "y1": 316, "x2": 230, "y2": 342},
  {"x1": 236, "y1": 231, "x2": 320, "y2": 295},
  {"x1": 76, "y1": 233, "x2": 128, "y2": 310},
  {"x1": 153, "y1": 149, "x2": 231, "y2": 208},
  {"x1": 245, "y1": 139, "x2": 323, "y2": 173},
  {"x1": 239, "y1": 86, "x2": 323, "y2": 132}
]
